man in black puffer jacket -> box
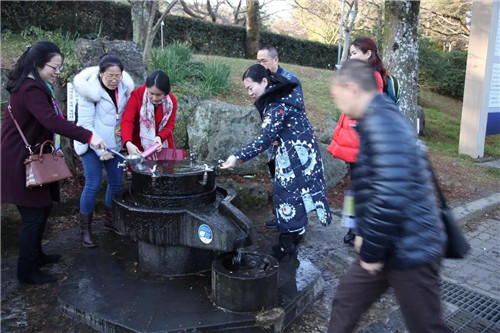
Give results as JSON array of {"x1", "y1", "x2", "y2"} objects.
[{"x1": 327, "y1": 59, "x2": 450, "y2": 333}]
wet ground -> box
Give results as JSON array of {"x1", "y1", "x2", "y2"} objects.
[
  {"x1": 2, "y1": 205, "x2": 499, "y2": 332},
  {"x1": 0, "y1": 205, "x2": 375, "y2": 333}
]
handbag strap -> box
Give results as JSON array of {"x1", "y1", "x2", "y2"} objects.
[
  {"x1": 7, "y1": 101, "x2": 33, "y2": 154},
  {"x1": 428, "y1": 160, "x2": 448, "y2": 209},
  {"x1": 418, "y1": 139, "x2": 448, "y2": 208}
]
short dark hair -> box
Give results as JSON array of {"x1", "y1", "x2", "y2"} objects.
[
  {"x1": 98, "y1": 54, "x2": 123, "y2": 73},
  {"x1": 6, "y1": 41, "x2": 62, "y2": 95},
  {"x1": 259, "y1": 44, "x2": 278, "y2": 59},
  {"x1": 335, "y1": 59, "x2": 378, "y2": 92},
  {"x1": 146, "y1": 70, "x2": 171, "y2": 95},
  {"x1": 242, "y1": 64, "x2": 271, "y2": 85}
]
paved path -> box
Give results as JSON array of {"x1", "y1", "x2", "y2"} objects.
[
  {"x1": 442, "y1": 218, "x2": 500, "y2": 299},
  {"x1": 285, "y1": 204, "x2": 500, "y2": 332}
]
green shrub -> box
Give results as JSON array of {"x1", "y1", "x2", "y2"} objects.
[
  {"x1": 9, "y1": 27, "x2": 81, "y2": 85},
  {"x1": 198, "y1": 59, "x2": 231, "y2": 96},
  {"x1": 150, "y1": 43, "x2": 198, "y2": 87},
  {"x1": 419, "y1": 38, "x2": 467, "y2": 99},
  {"x1": 150, "y1": 43, "x2": 230, "y2": 98}
]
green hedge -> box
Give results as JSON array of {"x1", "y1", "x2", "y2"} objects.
[
  {"x1": 1, "y1": 0, "x2": 132, "y2": 39},
  {"x1": 418, "y1": 39, "x2": 467, "y2": 99},
  {"x1": 161, "y1": 16, "x2": 338, "y2": 69}
]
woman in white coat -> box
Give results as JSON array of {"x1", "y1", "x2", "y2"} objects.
[{"x1": 73, "y1": 54, "x2": 134, "y2": 248}]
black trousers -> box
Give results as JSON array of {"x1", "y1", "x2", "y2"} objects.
[
  {"x1": 16, "y1": 205, "x2": 52, "y2": 263},
  {"x1": 328, "y1": 260, "x2": 451, "y2": 333}
]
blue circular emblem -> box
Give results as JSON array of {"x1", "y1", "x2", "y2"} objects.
[{"x1": 198, "y1": 224, "x2": 213, "y2": 244}]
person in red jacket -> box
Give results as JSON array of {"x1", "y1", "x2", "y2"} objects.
[
  {"x1": 328, "y1": 37, "x2": 386, "y2": 246},
  {"x1": 121, "y1": 70, "x2": 177, "y2": 156}
]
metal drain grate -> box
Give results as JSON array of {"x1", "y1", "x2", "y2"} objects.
[
  {"x1": 441, "y1": 280, "x2": 500, "y2": 332},
  {"x1": 445, "y1": 309, "x2": 500, "y2": 333}
]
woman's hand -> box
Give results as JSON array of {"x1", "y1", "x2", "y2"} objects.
[
  {"x1": 153, "y1": 136, "x2": 163, "y2": 152},
  {"x1": 220, "y1": 155, "x2": 238, "y2": 170},
  {"x1": 90, "y1": 133, "x2": 106, "y2": 150},
  {"x1": 126, "y1": 141, "x2": 142, "y2": 155},
  {"x1": 99, "y1": 151, "x2": 114, "y2": 161}
]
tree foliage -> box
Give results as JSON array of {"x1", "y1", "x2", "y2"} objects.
[
  {"x1": 420, "y1": 0, "x2": 471, "y2": 51},
  {"x1": 175, "y1": 0, "x2": 282, "y2": 27},
  {"x1": 285, "y1": 0, "x2": 470, "y2": 52},
  {"x1": 290, "y1": 0, "x2": 382, "y2": 45}
]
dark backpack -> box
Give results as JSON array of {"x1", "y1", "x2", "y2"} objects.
[{"x1": 384, "y1": 74, "x2": 401, "y2": 105}]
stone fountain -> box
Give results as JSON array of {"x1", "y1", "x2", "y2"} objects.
[{"x1": 58, "y1": 157, "x2": 325, "y2": 332}]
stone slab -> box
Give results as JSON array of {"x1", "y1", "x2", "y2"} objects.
[{"x1": 58, "y1": 234, "x2": 324, "y2": 333}]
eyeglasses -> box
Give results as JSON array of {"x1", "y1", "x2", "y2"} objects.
[
  {"x1": 46, "y1": 64, "x2": 63, "y2": 72},
  {"x1": 102, "y1": 73, "x2": 122, "y2": 81}
]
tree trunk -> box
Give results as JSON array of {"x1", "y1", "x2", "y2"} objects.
[
  {"x1": 129, "y1": 0, "x2": 178, "y2": 66},
  {"x1": 382, "y1": 0, "x2": 420, "y2": 127},
  {"x1": 341, "y1": 0, "x2": 359, "y2": 62},
  {"x1": 245, "y1": 0, "x2": 260, "y2": 59}
]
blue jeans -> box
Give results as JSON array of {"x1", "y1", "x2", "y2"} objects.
[{"x1": 80, "y1": 150, "x2": 123, "y2": 213}]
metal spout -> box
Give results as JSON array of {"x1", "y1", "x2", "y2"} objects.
[{"x1": 199, "y1": 164, "x2": 212, "y2": 186}]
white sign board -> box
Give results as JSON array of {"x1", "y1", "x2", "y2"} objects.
[
  {"x1": 489, "y1": 63, "x2": 500, "y2": 108},
  {"x1": 66, "y1": 83, "x2": 77, "y2": 122}
]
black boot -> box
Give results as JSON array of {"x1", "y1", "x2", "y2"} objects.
[
  {"x1": 36, "y1": 250, "x2": 61, "y2": 267},
  {"x1": 265, "y1": 218, "x2": 278, "y2": 229},
  {"x1": 104, "y1": 206, "x2": 125, "y2": 235},
  {"x1": 16, "y1": 206, "x2": 57, "y2": 284},
  {"x1": 36, "y1": 209, "x2": 61, "y2": 267},
  {"x1": 272, "y1": 232, "x2": 300, "y2": 262},
  {"x1": 343, "y1": 229, "x2": 355, "y2": 247},
  {"x1": 80, "y1": 213, "x2": 96, "y2": 248},
  {"x1": 17, "y1": 258, "x2": 57, "y2": 284}
]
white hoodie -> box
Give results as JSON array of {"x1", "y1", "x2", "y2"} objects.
[{"x1": 72, "y1": 66, "x2": 134, "y2": 156}]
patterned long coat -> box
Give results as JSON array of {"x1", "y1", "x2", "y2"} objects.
[{"x1": 234, "y1": 75, "x2": 332, "y2": 233}]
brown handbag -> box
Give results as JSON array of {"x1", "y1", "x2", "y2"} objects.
[{"x1": 8, "y1": 104, "x2": 73, "y2": 188}]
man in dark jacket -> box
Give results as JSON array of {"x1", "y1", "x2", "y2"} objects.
[
  {"x1": 257, "y1": 45, "x2": 303, "y2": 99},
  {"x1": 327, "y1": 59, "x2": 450, "y2": 333}
]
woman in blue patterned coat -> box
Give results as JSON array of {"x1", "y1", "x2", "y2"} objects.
[{"x1": 221, "y1": 64, "x2": 332, "y2": 260}]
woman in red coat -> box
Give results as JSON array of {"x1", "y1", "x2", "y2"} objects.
[
  {"x1": 1, "y1": 41, "x2": 105, "y2": 284},
  {"x1": 328, "y1": 37, "x2": 386, "y2": 246},
  {"x1": 121, "y1": 70, "x2": 177, "y2": 156}
]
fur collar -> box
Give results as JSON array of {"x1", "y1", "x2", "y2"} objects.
[{"x1": 72, "y1": 66, "x2": 135, "y2": 102}]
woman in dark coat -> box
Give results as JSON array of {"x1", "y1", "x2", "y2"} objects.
[
  {"x1": 221, "y1": 64, "x2": 332, "y2": 260},
  {"x1": 1, "y1": 41, "x2": 106, "y2": 284}
]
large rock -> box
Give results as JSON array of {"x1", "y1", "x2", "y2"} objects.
[
  {"x1": 316, "y1": 116, "x2": 337, "y2": 144},
  {"x1": 174, "y1": 95, "x2": 202, "y2": 150},
  {"x1": 187, "y1": 100, "x2": 267, "y2": 174},
  {"x1": 318, "y1": 142, "x2": 348, "y2": 190},
  {"x1": 75, "y1": 39, "x2": 146, "y2": 87},
  {"x1": 217, "y1": 178, "x2": 269, "y2": 213}
]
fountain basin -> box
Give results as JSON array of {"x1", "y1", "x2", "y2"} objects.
[
  {"x1": 212, "y1": 252, "x2": 279, "y2": 312},
  {"x1": 112, "y1": 159, "x2": 254, "y2": 275}
]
